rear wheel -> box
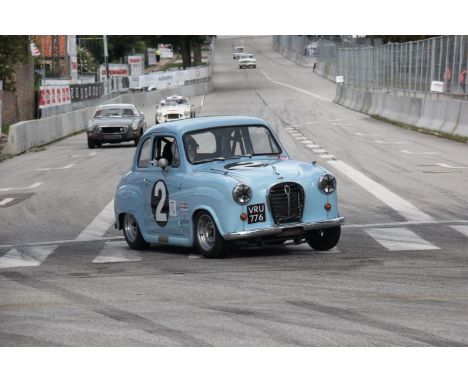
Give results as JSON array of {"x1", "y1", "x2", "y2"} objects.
[
  {"x1": 194, "y1": 211, "x2": 227, "y2": 258},
  {"x1": 123, "y1": 213, "x2": 150, "y2": 250},
  {"x1": 306, "y1": 226, "x2": 341, "y2": 251}
]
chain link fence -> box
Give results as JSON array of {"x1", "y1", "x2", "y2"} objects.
[{"x1": 273, "y1": 35, "x2": 468, "y2": 97}]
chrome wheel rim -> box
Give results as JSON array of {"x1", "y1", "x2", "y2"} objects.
[
  {"x1": 196, "y1": 214, "x2": 215, "y2": 252},
  {"x1": 124, "y1": 214, "x2": 138, "y2": 243}
]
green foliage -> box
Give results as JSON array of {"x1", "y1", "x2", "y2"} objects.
[
  {"x1": 77, "y1": 46, "x2": 98, "y2": 74},
  {"x1": 0, "y1": 35, "x2": 30, "y2": 88}
]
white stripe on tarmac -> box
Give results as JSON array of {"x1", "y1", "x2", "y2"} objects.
[
  {"x1": 306, "y1": 144, "x2": 320, "y2": 148},
  {"x1": 0, "y1": 198, "x2": 15, "y2": 206},
  {"x1": 320, "y1": 154, "x2": 335, "y2": 159},
  {"x1": 35, "y1": 164, "x2": 76, "y2": 171},
  {"x1": 365, "y1": 228, "x2": 439, "y2": 251},
  {"x1": 437, "y1": 163, "x2": 468, "y2": 169},
  {"x1": 301, "y1": 140, "x2": 314, "y2": 144},
  {"x1": 0, "y1": 246, "x2": 58, "y2": 268},
  {"x1": 328, "y1": 160, "x2": 433, "y2": 222},
  {"x1": 75, "y1": 199, "x2": 115, "y2": 241},
  {"x1": 267, "y1": 78, "x2": 330, "y2": 102},
  {"x1": 450, "y1": 225, "x2": 468, "y2": 237},
  {"x1": 313, "y1": 149, "x2": 327, "y2": 153},
  {"x1": 92, "y1": 241, "x2": 141, "y2": 263},
  {"x1": 0, "y1": 182, "x2": 44, "y2": 192}
]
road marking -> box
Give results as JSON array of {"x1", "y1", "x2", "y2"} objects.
[
  {"x1": 0, "y1": 245, "x2": 57, "y2": 268},
  {"x1": 35, "y1": 164, "x2": 76, "y2": 171},
  {"x1": 345, "y1": 219, "x2": 468, "y2": 229},
  {"x1": 264, "y1": 76, "x2": 330, "y2": 102},
  {"x1": 401, "y1": 150, "x2": 438, "y2": 155},
  {"x1": 301, "y1": 140, "x2": 314, "y2": 144},
  {"x1": 355, "y1": 132, "x2": 382, "y2": 136},
  {"x1": 75, "y1": 199, "x2": 115, "y2": 241},
  {"x1": 332, "y1": 123, "x2": 353, "y2": 126},
  {"x1": 450, "y1": 225, "x2": 468, "y2": 237},
  {"x1": 328, "y1": 160, "x2": 433, "y2": 222},
  {"x1": 285, "y1": 127, "x2": 294, "y2": 131},
  {"x1": 71, "y1": 152, "x2": 97, "y2": 158},
  {"x1": 0, "y1": 197, "x2": 15, "y2": 206},
  {"x1": 436, "y1": 163, "x2": 468, "y2": 169},
  {"x1": 201, "y1": 94, "x2": 205, "y2": 107},
  {"x1": 295, "y1": 136, "x2": 307, "y2": 140},
  {"x1": 0, "y1": 182, "x2": 44, "y2": 192},
  {"x1": 365, "y1": 228, "x2": 439, "y2": 251},
  {"x1": 313, "y1": 149, "x2": 327, "y2": 153},
  {"x1": 306, "y1": 144, "x2": 320, "y2": 148},
  {"x1": 320, "y1": 154, "x2": 335, "y2": 159},
  {"x1": 330, "y1": 119, "x2": 345, "y2": 122},
  {"x1": 92, "y1": 241, "x2": 142, "y2": 263},
  {"x1": 290, "y1": 122, "x2": 319, "y2": 127},
  {"x1": 188, "y1": 254, "x2": 202, "y2": 259},
  {"x1": 374, "y1": 140, "x2": 408, "y2": 144}
]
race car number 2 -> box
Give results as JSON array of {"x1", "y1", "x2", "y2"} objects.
[{"x1": 152, "y1": 180, "x2": 169, "y2": 226}]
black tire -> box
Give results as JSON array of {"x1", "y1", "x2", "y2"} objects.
[
  {"x1": 134, "y1": 134, "x2": 140, "y2": 146},
  {"x1": 194, "y1": 211, "x2": 227, "y2": 258},
  {"x1": 96, "y1": 142, "x2": 102, "y2": 148},
  {"x1": 123, "y1": 213, "x2": 150, "y2": 250},
  {"x1": 306, "y1": 226, "x2": 341, "y2": 251},
  {"x1": 87, "y1": 137, "x2": 95, "y2": 149}
]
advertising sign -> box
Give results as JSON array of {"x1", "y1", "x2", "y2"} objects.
[
  {"x1": 147, "y1": 48, "x2": 156, "y2": 66},
  {"x1": 0, "y1": 80, "x2": 3, "y2": 133},
  {"x1": 158, "y1": 44, "x2": 174, "y2": 59},
  {"x1": 39, "y1": 85, "x2": 71, "y2": 109},
  {"x1": 431, "y1": 81, "x2": 444, "y2": 93},
  {"x1": 70, "y1": 83, "x2": 104, "y2": 102},
  {"x1": 99, "y1": 64, "x2": 129, "y2": 81},
  {"x1": 128, "y1": 55, "x2": 144, "y2": 76},
  {"x1": 336, "y1": 76, "x2": 344, "y2": 84}
]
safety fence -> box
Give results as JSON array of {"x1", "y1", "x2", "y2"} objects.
[{"x1": 273, "y1": 35, "x2": 468, "y2": 97}]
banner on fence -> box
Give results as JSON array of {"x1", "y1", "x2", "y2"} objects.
[
  {"x1": 128, "y1": 66, "x2": 210, "y2": 90},
  {"x1": 158, "y1": 44, "x2": 173, "y2": 59},
  {"x1": 431, "y1": 81, "x2": 444, "y2": 93},
  {"x1": 70, "y1": 83, "x2": 104, "y2": 102},
  {"x1": 0, "y1": 80, "x2": 3, "y2": 131},
  {"x1": 39, "y1": 85, "x2": 71, "y2": 109},
  {"x1": 99, "y1": 64, "x2": 129, "y2": 81},
  {"x1": 128, "y1": 55, "x2": 144, "y2": 76}
]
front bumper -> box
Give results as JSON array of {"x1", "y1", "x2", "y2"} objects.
[
  {"x1": 223, "y1": 217, "x2": 344, "y2": 241},
  {"x1": 87, "y1": 129, "x2": 139, "y2": 142}
]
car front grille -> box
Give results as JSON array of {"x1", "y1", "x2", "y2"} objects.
[
  {"x1": 167, "y1": 114, "x2": 181, "y2": 120},
  {"x1": 268, "y1": 182, "x2": 304, "y2": 224},
  {"x1": 101, "y1": 126, "x2": 127, "y2": 134}
]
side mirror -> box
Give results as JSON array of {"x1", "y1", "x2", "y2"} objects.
[{"x1": 158, "y1": 158, "x2": 169, "y2": 169}]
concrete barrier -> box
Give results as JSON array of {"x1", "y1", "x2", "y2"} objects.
[{"x1": 4, "y1": 81, "x2": 212, "y2": 155}]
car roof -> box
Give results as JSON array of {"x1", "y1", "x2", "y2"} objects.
[
  {"x1": 97, "y1": 103, "x2": 136, "y2": 109},
  {"x1": 145, "y1": 116, "x2": 269, "y2": 136}
]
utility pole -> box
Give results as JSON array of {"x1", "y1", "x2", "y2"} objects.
[
  {"x1": 103, "y1": 35, "x2": 109, "y2": 93},
  {"x1": 51, "y1": 35, "x2": 60, "y2": 77}
]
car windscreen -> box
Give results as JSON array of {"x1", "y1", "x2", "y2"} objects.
[
  {"x1": 183, "y1": 125, "x2": 282, "y2": 164},
  {"x1": 164, "y1": 99, "x2": 188, "y2": 107},
  {"x1": 94, "y1": 108, "x2": 136, "y2": 118}
]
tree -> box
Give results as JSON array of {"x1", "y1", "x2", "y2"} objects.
[{"x1": 0, "y1": 36, "x2": 30, "y2": 90}]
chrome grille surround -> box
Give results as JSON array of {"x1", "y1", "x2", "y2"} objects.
[{"x1": 268, "y1": 182, "x2": 305, "y2": 224}]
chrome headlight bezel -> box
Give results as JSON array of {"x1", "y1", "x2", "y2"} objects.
[
  {"x1": 232, "y1": 183, "x2": 252, "y2": 204},
  {"x1": 131, "y1": 121, "x2": 139, "y2": 130},
  {"x1": 86, "y1": 122, "x2": 95, "y2": 132},
  {"x1": 318, "y1": 174, "x2": 336, "y2": 194}
]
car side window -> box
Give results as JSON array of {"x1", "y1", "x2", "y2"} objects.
[
  {"x1": 153, "y1": 136, "x2": 179, "y2": 167},
  {"x1": 137, "y1": 137, "x2": 152, "y2": 167}
]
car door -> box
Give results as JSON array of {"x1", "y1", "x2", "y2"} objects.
[{"x1": 144, "y1": 134, "x2": 184, "y2": 238}]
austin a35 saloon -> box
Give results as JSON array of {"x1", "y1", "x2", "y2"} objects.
[{"x1": 114, "y1": 116, "x2": 344, "y2": 258}]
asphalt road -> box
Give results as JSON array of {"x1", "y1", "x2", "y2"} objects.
[{"x1": 1, "y1": 36, "x2": 468, "y2": 346}]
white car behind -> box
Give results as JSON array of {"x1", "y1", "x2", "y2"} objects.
[
  {"x1": 239, "y1": 53, "x2": 256, "y2": 69},
  {"x1": 155, "y1": 95, "x2": 195, "y2": 124}
]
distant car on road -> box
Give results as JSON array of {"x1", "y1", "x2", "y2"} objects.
[
  {"x1": 233, "y1": 46, "x2": 245, "y2": 59},
  {"x1": 155, "y1": 95, "x2": 195, "y2": 124},
  {"x1": 86, "y1": 103, "x2": 146, "y2": 148},
  {"x1": 114, "y1": 116, "x2": 344, "y2": 258},
  {"x1": 239, "y1": 53, "x2": 256, "y2": 69}
]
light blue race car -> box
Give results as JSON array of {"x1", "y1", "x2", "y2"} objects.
[{"x1": 114, "y1": 116, "x2": 344, "y2": 258}]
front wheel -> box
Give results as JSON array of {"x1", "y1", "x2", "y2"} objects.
[
  {"x1": 87, "y1": 137, "x2": 96, "y2": 149},
  {"x1": 194, "y1": 211, "x2": 227, "y2": 258},
  {"x1": 306, "y1": 226, "x2": 341, "y2": 251},
  {"x1": 123, "y1": 213, "x2": 150, "y2": 250}
]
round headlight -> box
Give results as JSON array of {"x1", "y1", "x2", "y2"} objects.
[
  {"x1": 318, "y1": 174, "x2": 336, "y2": 194},
  {"x1": 131, "y1": 121, "x2": 139, "y2": 130},
  {"x1": 86, "y1": 122, "x2": 94, "y2": 132},
  {"x1": 232, "y1": 184, "x2": 252, "y2": 204}
]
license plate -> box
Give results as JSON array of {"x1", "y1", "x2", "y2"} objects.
[
  {"x1": 103, "y1": 134, "x2": 122, "y2": 140},
  {"x1": 247, "y1": 203, "x2": 266, "y2": 224}
]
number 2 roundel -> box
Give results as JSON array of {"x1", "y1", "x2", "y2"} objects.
[{"x1": 151, "y1": 180, "x2": 169, "y2": 226}]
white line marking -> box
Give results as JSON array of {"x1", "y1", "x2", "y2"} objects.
[
  {"x1": 332, "y1": 123, "x2": 353, "y2": 126},
  {"x1": 0, "y1": 237, "x2": 124, "y2": 249},
  {"x1": 72, "y1": 152, "x2": 97, "y2": 158},
  {"x1": 328, "y1": 160, "x2": 433, "y2": 222},
  {"x1": 436, "y1": 163, "x2": 468, "y2": 169},
  {"x1": 295, "y1": 137, "x2": 307, "y2": 140},
  {"x1": 374, "y1": 140, "x2": 408, "y2": 144},
  {"x1": 0, "y1": 245, "x2": 58, "y2": 268},
  {"x1": 0, "y1": 182, "x2": 44, "y2": 192},
  {"x1": 35, "y1": 164, "x2": 76, "y2": 171},
  {"x1": 450, "y1": 225, "x2": 468, "y2": 237},
  {"x1": 313, "y1": 149, "x2": 327, "y2": 153},
  {"x1": 320, "y1": 154, "x2": 335, "y2": 159},
  {"x1": 301, "y1": 140, "x2": 314, "y2": 144},
  {"x1": 264, "y1": 76, "x2": 330, "y2": 102},
  {"x1": 355, "y1": 132, "x2": 382, "y2": 136},
  {"x1": 0, "y1": 198, "x2": 15, "y2": 206},
  {"x1": 188, "y1": 254, "x2": 202, "y2": 259},
  {"x1": 92, "y1": 241, "x2": 141, "y2": 263},
  {"x1": 306, "y1": 144, "x2": 320, "y2": 148},
  {"x1": 290, "y1": 133, "x2": 302, "y2": 136},
  {"x1": 75, "y1": 199, "x2": 115, "y2": 241},
  {"x1": 285, "y1": 127, "x2": 294, "y2": 130},
  {"x1": 345, "y1": 220, "x2": 468, "y2": 229},
  {"x1": 201, "y1": 94, "x2": 205, "y2": 107},
  {"x1": 365, "y1": 228, "x2": 439, "y2": 251},
  {"x1": 330, "y1": 119, "x2": 345, "y2": 122},
  {"x1": 401, "y1": 150, "x2": 438, "y2": 155}
]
